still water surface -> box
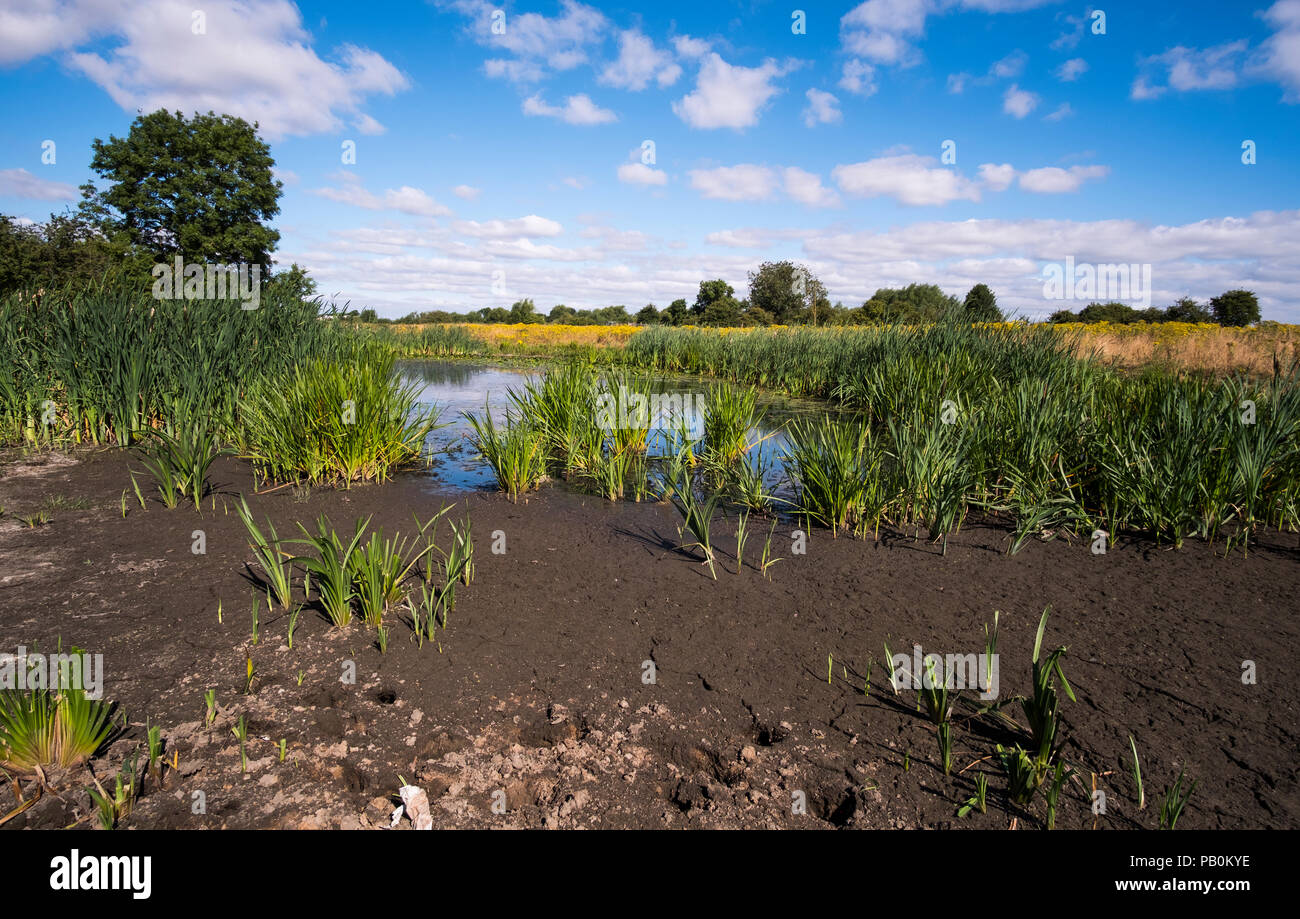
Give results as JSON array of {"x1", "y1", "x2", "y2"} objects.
[{"x1": 398, "y1": 361, "x2": 836, "y2": 497}]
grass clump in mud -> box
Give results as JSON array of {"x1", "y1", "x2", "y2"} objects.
[
  {"x1": 0, "y1": 681, "x2": 115, "y2": 774},
  {"x1": 465, "y1": 406, "x2": 547, "y2": 502},
  {"x1": 233, "y1": 502, "x2": 475, "y2": 645},
  {"x1": 239, "y1": 350, "x2": 440, "y2": 488},
  {"x1": 135, "y1": 410, "x2": 228, "y2": 511}
]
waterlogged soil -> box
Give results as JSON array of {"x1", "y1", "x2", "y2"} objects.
[{"x1": 0, "y1": 447, "x2": 1297, "y2": 830}]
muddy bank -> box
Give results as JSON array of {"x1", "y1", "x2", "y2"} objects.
[{"x1": 0, "y1": 447, "x2": 1296, "y2": 829}]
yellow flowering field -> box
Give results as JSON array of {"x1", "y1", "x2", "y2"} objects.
[
  {"x1": 465, "y1": 323, "x2": 640, "y2": 350},
  {"x1": 384, "y1": 322, "x2": 638, "y2": 352}
]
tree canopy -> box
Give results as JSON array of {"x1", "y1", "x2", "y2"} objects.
[
  {"x1": 692, "y1": 279, "x2": 743, "y2": 326},
  {"x1": 748, "y1": 261, "x2": 804, "y2": 323},
  {"x1": 962, "y1": 283, "x2": 1002, "y2": 321},
  {"x1": 1210, "y1": 289, "x2": 1261, "y2": 327},
  {"x1": 0, "y1": 211, "x2": 142, "y2": 294},
  {"x1": 79, "y1": 109, "x2": 282, "y2": 266},
  {"x1": 858, "y1": 284, "x2": 961, "y2": 323}
]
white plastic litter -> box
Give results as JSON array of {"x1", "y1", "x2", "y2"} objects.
[{"x1": 397, "y1": 784, "x2": 433, "y2": 830}]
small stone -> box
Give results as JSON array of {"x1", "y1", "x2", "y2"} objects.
[
  {"x1": 363, "y1": 796, "x2": 391, "y2": 825},
  {"x1": 559, "y1": 789, "x2": 590, "y2": 818}
]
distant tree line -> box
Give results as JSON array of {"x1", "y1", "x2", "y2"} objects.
[
  {"x1": 5, "y1": 212, "x2": 1269, "y2": 332},
  {"x1": 1047, "y1": 292, "x2": 1261, "y2": 327},
  {"x1": 386, "y1": 265, "x2": 1007, "y2": 327},
  {"x1": 389, "y1": 300, "x2": 636, "y2": 326}
]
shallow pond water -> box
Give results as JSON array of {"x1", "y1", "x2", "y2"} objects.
[{"x1": 399, "y1": 360, "x2": 838, "y2": 498}]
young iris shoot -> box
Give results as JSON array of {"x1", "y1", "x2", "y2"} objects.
[
  {"x1": 290, "y1": 515, "x2": 371, "y2": 629},
  {"x1": 236, "y1": 496, "x2": 293, "y2": 610}
]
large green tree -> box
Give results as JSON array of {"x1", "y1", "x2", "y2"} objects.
[
  {"x1": 803, "y1": 275, "x2": 829, "y2": 326},
  {"x1": 509, "y1": 298, "x2": 542, "y2": 323},
  {"x1": 748, "y1": 261, "x2": 805, "y2": 323},
  {"x1": 747, "y1": 260, "x2": 832, "y2": 324},
  {"x1": 1210, "y1": 289, "x2": 1260, "y2": 327},
  {"x1": 1077, "y1": 301, "x2": 1139, "y2": 323},
  {"x1": 962, "y1": 283, "x2": 1003, "y2": 321},
  {"x1": 1164, "y1": 296, "x2": 1213, "y2": 323},
  {"x1": 693, "y1": 279, "x2": 743, "y2": 325},
  {"x1": 79, "y1": 109, "x2": 282, "y2": 266},
  {"x1": 858, "y1": 284, "x2": 960, "y2": 323}
]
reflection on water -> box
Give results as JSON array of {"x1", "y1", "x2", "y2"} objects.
[
  {"x1": 399, "y1": 361, "x2": 533, "y2": 493},
  {"x1": 399, "y1": 360, "x2": 834, "y2": 497}
]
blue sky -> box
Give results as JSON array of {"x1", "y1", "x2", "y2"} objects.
[{"x1": 2, "y1": 0, "x2": 1299, "y2": 318}]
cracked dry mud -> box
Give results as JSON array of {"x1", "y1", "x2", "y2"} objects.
[{"x1": 1, "y1": 448, "x2": 1296, "y2": 829}]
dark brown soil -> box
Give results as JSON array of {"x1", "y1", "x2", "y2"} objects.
[{"x1": 1, "y1": 447, "x2": 1296, "y2": 830}]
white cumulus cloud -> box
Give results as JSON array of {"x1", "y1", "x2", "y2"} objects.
[
  {"x1": 451, "y1": 215, "x2": 564, "y2": 239},
  {"x1": 688, "y1": 164, "x2": 780, "y2": 201},
  {"x1": 599, "y1": 29, "x2": 681, "y2": 90},
  {"x1": 832, "y1": 154, "x2": 982, "y2": 206},
  {"x1": 672, "y1": 53, "x2": 796, "y2": 129},
  {"x1": 783, "y1": 167, "x2": 841, "y2": 207},
  {"x1": 311, "y1": 177, "x2": 454, "y2": 217},
  {"x1": 9, "y1": 0, "x2": 413, "y2": 140},
  {"x1": 522, "y1": 93, "x2": 617, "y2": 125},
  {"x1": 1018, "y1": 164, "x2": 1109, "y2": 193},
  {"x1": 1055, "y1": 58, "x2": 1088, "y2": 81},
  {"x1": 0, "y1": 167, "x2": 79, "y2": 201},
  {"x1": 977, "y1": 163, "x2": 1017, "y2": 192},
  {"x1": 802, "y1": 88, "x2": 842, "y2": 126},
  {"x1": 1002, "y1": 83, "x2": 1040, "y2": 118},
  {"x1": 617, "y1": 162, "x2": 668, "y2": 186},
  {"x1": 839, "y1": 59, "x2": 878, "y2": 95}
]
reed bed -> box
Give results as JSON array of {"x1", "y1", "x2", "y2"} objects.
[
  {"x1": 376, "y1": 322, "x2": 637, "y2": 361},
  {"x1": 238, "y1": 349, "x2": 440, "y2": 487},
  {"x1": 7, "y1": 283, "x2": 1298, "y2": 551},
  {"x1": 465, "y1": 365, "x2": 657, "y2": 502},
  {"x1": 0, "y1": 285, "x2": 360, "y2": 446},
  {"x1": 369, "y1": 318, "x2": 1300, "y2": 377},
  {"x1": 0, "y1": 285, "x2": 441, "y2": 486},
  {"x1": 623, "y1": 323, "x2": 1079, "y2": 401},
  {"x1": 474, "y1": 325, "x2": 1300, "y2": 551},
  {"x1": 369, "y1": 324, "x2": 489, "y2": 359}
]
